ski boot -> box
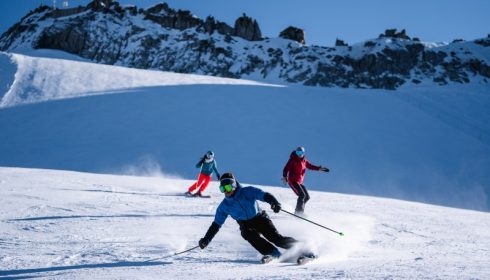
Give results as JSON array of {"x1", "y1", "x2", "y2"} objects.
[
  {"x1": 297, "y1": 252, "x2": 317, "y2": 265},
  {"x1": 261, "y1": 248, "x2": 281, "y2": 264},
  {"x1": 193, "y1": 192, "x2": 203, "y2": 197},
  {"x1": 294, "y1": 210, "x2": 308, "y2": 218}
]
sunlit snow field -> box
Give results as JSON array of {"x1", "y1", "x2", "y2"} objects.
[
  {"x1": 1, "y1": 50, "x2": 490, "y2": 211},
  {"x1": 0, "y1": 167, "x2": 489, "y2": 279},
  {"x1": 0, "y1": 50, "x2": 490, "y2": 279}
]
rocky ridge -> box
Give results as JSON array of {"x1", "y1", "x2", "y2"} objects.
[{"x1": 1, "y1": 0, "x2": 489, "y2": 89}]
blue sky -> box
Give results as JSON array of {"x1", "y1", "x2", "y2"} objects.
[{"x1": 0, "y1": 0, "x2": 489, "y2": 46}]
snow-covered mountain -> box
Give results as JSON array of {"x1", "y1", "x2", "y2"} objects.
[
  {"x1": 1, "y1": 50, "x2": 490, "y2": 212},
  {"x1": 0, "y1": 167, "x2": 489, "y2": 279},
  {"x1": 1, "y1": 0, "x2": 489, "y2": 89}
]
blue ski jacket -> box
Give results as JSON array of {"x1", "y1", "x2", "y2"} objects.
[
  {"x1": 213, "y1": 183, "x2": 267, "y2": 226},
  {"x1": 196, "y1": 158, "x2": 220, "y2": 179}
]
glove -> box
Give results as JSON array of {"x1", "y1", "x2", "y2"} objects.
[
  {"x1": 319, "y1": 166, "x2": 329, "y2": 172},
  {"x1": 281, "y1": 177, "x2": 288, "y2": 185},
  {"x1": 271, "y1": 202, "x2": 282, "y2": 213},
  {"x1": 199, "y1": 238, "x2": 209, "y2": 249},
  {"x1": 200, "y1": 222, "x2": 219, "y2": 249}
]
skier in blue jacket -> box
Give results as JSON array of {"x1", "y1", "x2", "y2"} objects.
[
  {"x1": 185, "y1": 151, "x2": 220, "y2": 197},
  {"x1": 198, "y1": 172, "x2": 298, "y2": 263}
]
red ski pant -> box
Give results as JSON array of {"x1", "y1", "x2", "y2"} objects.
[{"x1": 188, "y1": 173, "x2": 211, "y2": 193}]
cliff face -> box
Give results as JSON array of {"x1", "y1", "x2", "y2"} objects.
[{"x1": 1, "y1": 1, "x2": 489, "y2": 89}]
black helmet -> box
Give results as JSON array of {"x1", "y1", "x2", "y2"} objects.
[{"x1": 220, "y1": 172, "x2": 235, "y2": 186}]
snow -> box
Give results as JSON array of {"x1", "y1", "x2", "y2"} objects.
[
  {"x1": 0, "y1": 167, "x2": 489, "y2": 279},
  {"x1": 0, "y1": 50, "x2": 490, "y2": 213},
  {"x1": 1, "y1": 39, "x2": 490, "y2": 279},
  {"x1": 0, "y1": 53, "x2": 16, "y2": 101},
  {"x1": 0, "y1": 51, "x2": 280, "y2": 107}
]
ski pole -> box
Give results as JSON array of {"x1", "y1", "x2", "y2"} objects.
[
  {"x1": 144, "y1": 245, "x2": 200, "y2": 262},
  {"x1": 280, "y1": 209, "x2": 344, "y2": 236}
]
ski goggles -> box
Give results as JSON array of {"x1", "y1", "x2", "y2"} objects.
[
  {"x1": 219, "y1": 184, "x2": 234, "y2": 193},
  {"x1": 295, "y1": 150, "x2": 305, "y2": 156},
  {"x1": 219, "y1": 178, "x2": 236, "y2": 193}
]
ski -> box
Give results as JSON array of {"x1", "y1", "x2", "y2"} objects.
[
  {"x1": 261, "y1": 255, "x2": 277, "y2": 264},
  {"x1": 297, "y1": 254, "x2": 317, "y2": 265},
  {"x1": 183, "y1": 192, "x2": 211, "y2": 198}
]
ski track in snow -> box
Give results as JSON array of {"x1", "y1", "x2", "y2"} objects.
[{"x1": 0, "y1": 167, "x2": 489, "y2": 279}]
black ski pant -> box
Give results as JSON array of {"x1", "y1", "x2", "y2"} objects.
[
  {"x1": 288, "y1": 181, "x2": 310, "y2": 214},
  {"x1": 237, "y1": 211, "x2": 297, "y2": 256}
]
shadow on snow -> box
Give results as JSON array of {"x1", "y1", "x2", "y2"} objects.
[
  {"x1": 7, "y1": 213, "x2": 213, "y2": 222},
  {"x1": 0, "y1": 261, "x2": 170, "y2": 277}
]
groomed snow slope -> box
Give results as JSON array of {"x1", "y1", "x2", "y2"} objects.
[
  {"x1": 0, "y1": 51, "x2": 490, "y2": 212},
  {"x1": 0, "y1": 167, "x2": 489, "y2": 279}
]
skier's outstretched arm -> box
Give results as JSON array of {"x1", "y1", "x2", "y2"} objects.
[
  {"x1": 263, "y1": 192, "x2": 282, "y2": 213},
  {"x1": 199, "y1": 222, "x2": 220, "y2": 249},
  {"x1": 306, "y1": 160, "x2": 329, "y2": 172},
  {"x1": 200, "y1": 205, "x2": 227, "y2": 249}
]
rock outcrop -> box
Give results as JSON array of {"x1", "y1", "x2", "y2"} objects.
[
  {"x1": 379, "y1": 28, "x2": 411, "y2": 40},
  {"x1": 1, "y1": 2, "x2": 489, "y2": 90},
  {"x1": 279, "y1": 26, "x2": 305, "y2": 44},
  {"x1": 234, "y1": 14, "x2": 262, "y2": 41},
  {"x1": 335, "y1": 39, "x2": 348, "y2": 47}
]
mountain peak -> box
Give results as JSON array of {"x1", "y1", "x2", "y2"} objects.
[{"x1": 1, "y1": 2, "x2": 489, "y2": 90}]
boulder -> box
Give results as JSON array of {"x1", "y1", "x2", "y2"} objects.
[
  {"x1": 146, "y1": 3, "x2": 171, "y2": 14},
  {"x1": 335, "y1": 39, "x2": 348, "y2": 47},
  {"x1": 279, "y1": 26, "x2": 305, "y2": 44},
  {"x1": 364, "y1": 41, "x2": 376, "y2": 47},
  {"x1": 145, "y1": 6, "x2": 201, "y2": 31},
  {"x1": 234, "y1": 13, "x2": 262, "y2": 41},
  {"x1": 174, "y1": 10, "x2": 201, "y2": 30},
  {"x1": 203, "y1": 16, "x2": 234, "y2": 36},
  {"x1": 204, "y1": 16, "x2": 216, "y2": 34},
  {"x1": 36, "y1": 25, "x2": 86, "y2": 55},
  {"x1": 88, "y1": 0, "x2": 112, "y2": 10},
  {"x1": 379, "y1": 28, "x2": 411, "y2": 40}
]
